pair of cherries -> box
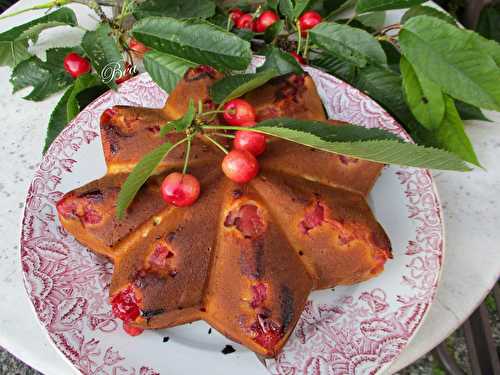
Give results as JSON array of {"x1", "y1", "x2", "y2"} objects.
[
  {"x1": 231, "y1": 9, "x2": 280, "y2": 33},
  {"x1": 231, "y1": 8, "x2": 322, "y2": 35},
  {"x1": 160, "y1": 98, "x2": 264, "y2": 208}
]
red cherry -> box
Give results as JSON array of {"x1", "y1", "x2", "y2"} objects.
[
  {"x1": 129, "y1": 37, "x2": 150, "y2": 55},
  {"x1": 235, "y1": 13, "x2": 254, "y2": 30},
  {"x1": 250, "y1": 283, "x2": 268, "y2": 308},
  {"x1": 63, "y1": 52, "x2": 91, "y2": 78},
  {"x1": 223, "y1": 99, "x2": 256, "y2": 126},
  {"x1": 111, "y1": 285, "x2": 141, "y2": 323},
  {"x1": 116, "y1": 62, "x2": 135, "y2": 84},
  {"x1": 161, "y1": 172, "x2": 201, "y2": 207},
  {"x1": 290, "y1": 51, "x2": 305, "y2": 64},
  {"x1": 298, "y1": 10, "x2": 322, "y2": 36},
  {"x1": 299, "y1": 201, "x2": 325, "y2": 234},
  {"x1": 123, "y1": 322, "x2": 144, "y2": 336},
  {"x1": 222, "y1": 150, "x2": 259, "y2": 184},
  {"x1": 229, "y1": 8, "x2": 245, "y2": 23},
  {"x1": 253, "y1": 10, "x2": 279, "y2": 33},
  {"x1": 250, "y1": 316, "x2": 283, "y2": 353},
  {"x1": 234, "y1": 130, "x2": 267, "y2": 156},
  {"x1": 100, "y1": 107, "x2": 117, "y2": 126}
]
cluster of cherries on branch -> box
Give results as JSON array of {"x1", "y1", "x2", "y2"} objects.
[
  {"x1": 230, "y1": 7, "x2": 322, "y2": 64},
  {"x1": 160, "y1": 98, "x2": 266, "y2": 209}
]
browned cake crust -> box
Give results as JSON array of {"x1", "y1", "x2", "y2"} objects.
[
  {"x1": 57, "y1": 66, "x2": 392, "y2": 357},
  {"x1": 260, "y1": 120, "x2": 384, "y2": 197},
  {"x1": 245, "y1": 74, "x2": 326, "y2": 121},
  {"x1": 101, "y1": 106, "x2": 220, "y2": 175},
  {"x1": 162, "y1": 65, "x2": 223, "y2": 120},
  {"x1": 250, "y1": 172, "x2": 391, "y2": 289}
]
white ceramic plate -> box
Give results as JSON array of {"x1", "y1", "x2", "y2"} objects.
[{"x1": 20, "y1": 60, "x2": 444, "y2": 375}]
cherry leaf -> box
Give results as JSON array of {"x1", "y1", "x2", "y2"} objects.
[
  {"x1": 81, "y1": 23, "x2": 123, "y2": 89},
  {"x1": 356, "y1": 0, "x2": 426, "y2": 13},
  {"x1": 309, "y1": 22, "x2": 387, "y2": 67},
  {"x1": 211, "y1": 118, "x2": 470, "y2": 171},
  {"x1": 143, "y1": 50, "x2": 196, "y2": 94},
  {"x1": 116, "y1": 141, "x2": 175, "y2": 219},
  {"x1": 401, "y1": 57, "x2": 445, "y2": 130},
  {"x1": 133, "y1": 0, "x2": 215, "y2": 20},
  {"x1": 132, "y1": 17, "x2": 252, "y2": 71},
  {"x1": 400, "y1": 16, "x2": 500, "y2": 111},
  {"x1": 10, "y1": 47, "x2": 82, "y2": 101},
  {"x1": 210, "y1": 69, "x2": 279, "y2": 104},
  {"x1": 0, "y1": 8, "x2": 77, "y2": 67},
  {"x1": 160, "y1": 99, "x2": 195, "y2": 136},
  {"x1": 257, "y1": 46, "x2": 303, "y2": 75}
]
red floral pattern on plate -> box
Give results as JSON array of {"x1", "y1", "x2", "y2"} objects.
[{"x1": 20, "y1": 61, "x2": 443, "y2": 375}]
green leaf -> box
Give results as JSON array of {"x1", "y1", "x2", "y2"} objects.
[
  {"x1": 268, "y1": 0, "x2": 279, "y2": 11},
  {"x1": 43, "y1": 73, "x2": 106, "y2": 153},
  {"x1": 400, "y1": 16, "x2": 500, "y2": 111},
  {"x1": 43, "y1": 85, "x2": 73, "y2": 153},
  {"x1": 74, "y1": 85, "x2": 108, "y2": 112},
  {"x1": 324, "y1": 0, "x2": 356, "y2": 19},
  {"x1": 0, "y1": 40, "x2": 30, "y2": 68},
  {"x1": 309, "y1": 22, "x2": 387, "y2": 67},
  {"x1": 279, "y1": 0, "x2": 295, "y2": 20},
  {"x1": 143, "y1": 50, "x2": 197, "y2": 94},
  {"x1": 210, "y1": 69, "x2": 279, "y2": 104},
  {"x1": 81, "y1": 23, "x2": 123, "y2": 89},
  {"x1": 455, "y1": 100, "x2": 491, "y2": 122},
  {"x1": 0, "y1": 8, "x2": 77, "y2": 67},
  {"x1": 132, "y1": 17, "x2": 252, "y2": 71},
  {"x1": 66, "y1": 74, "x2": 105, "y2": 120},
  {"x1": 380, "y1": 40, "x2": 400, "y2": 73},
  {"x1": 356, "y1": 0, "x2": 426, "y2": 13},
  {"x1": 10, "y1": 47, "x2": 81, "y2": 101},
  {"x1": 402, "y1": 5, "x2": 457, "y2": 25},
  {"x1": 232, "y1": 28, "x2": 255, "y2": 41},
  {"x1": 116, "y1": 141, "x2": 176, "y2": 219},
  {"x1": 264, "y1": 19, "x2": 284, "y2": 42},
  {"x1": 432, "y1": 97, "x2": 480, "y2": 166},
  {"x1": 159, "y1": 122, "x2": 177, "y2": 136},
  {"x1": 401, "y1": 57, "x2": 445, "y2": 130},
  {"x1": 257, "y1": 46, "x2": 303, "y2": 75},
  {"x1": 162, "y1": 99, "x2": 196, "y2": 135},
  {"x1": 207, "y1": 13, "x2": 228, "y2": 28},
  {"x1": 312, "y1": 55, "x2": 425, "y2": 138},
  {"x1": 294, "y1": 0, "x2": 314, "y2": 18},
  {"x1": 476, "y1": 4, "x2": 500, "y2": 43},
  {"x1": 133, "y1": 0, "x2": 215, "y2": 19},
  {"x1": 247, "y1": 118, "x2": 470, "y2": 171},
  {"x1": 356, "y1": 11, "x2": 386, "y2": 30}
]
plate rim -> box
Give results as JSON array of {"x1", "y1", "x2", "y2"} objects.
[{"x1": 19, "y1": 66, "x2": 446, "y2": 375}]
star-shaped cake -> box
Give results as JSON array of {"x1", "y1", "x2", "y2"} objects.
[{"x1": 56, "y1": 66, "x2": 392, "y2": 357}]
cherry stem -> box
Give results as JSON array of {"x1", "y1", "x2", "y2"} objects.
[
  {"x1": 0, "y1": 0, "x2": 71, "y2": 20},
  {"x1": 204, "y1": 134, "x2": 229, "y2": 155},
  {"x1": 116, "y1": 0, "x2": 131, "y2": 28},
  {"x1": 296, "y1": 21, "x2": 303, "y2": 54},
  {"x1": 200, "y1": 109, "x2": 226, "y2": 117},
  {"x1": 346, "y1": 13, "x2": 356, "y2": 25},
  {"x1": 204, "y1": 124, "x2": 267, "y2": 137},
  {"x1": 182, "y1": 136, "x2": 192, "y2": 174},
  {"x1": 214, "y1": 133, "x2": 235, "y2": 139},
  {"x1": 379, "y1": 23, "x2": 402, "y2": 36},
  {"x1": 303, "y1": 32, "x2": 310, "y2": 60}
]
